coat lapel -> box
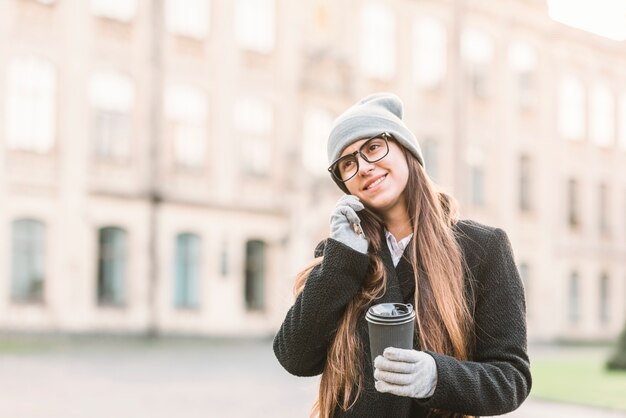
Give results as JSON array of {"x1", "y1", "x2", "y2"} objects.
[{"x1": 395, "y1": 257, "x2": 416, "y2": 303}]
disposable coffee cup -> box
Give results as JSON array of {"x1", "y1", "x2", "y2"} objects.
[{"x1": 365, "y1": 303, "x2": 415, "y2": 365}]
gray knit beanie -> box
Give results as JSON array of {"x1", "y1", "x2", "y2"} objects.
[{"x1": 327, "y1": 92, "x2": 424, "y2": 192}]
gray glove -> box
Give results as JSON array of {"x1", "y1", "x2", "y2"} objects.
[
  {"x1": 374, "y1": 347, "x2": 438, "y2": 399},
  {"x1": 330, "y1": 195, "x2": 368, "y2": 254}
]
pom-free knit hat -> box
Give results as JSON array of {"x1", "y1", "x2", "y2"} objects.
[{"x1": 327, "y1": 92, "x2": 424, "y2": 192}]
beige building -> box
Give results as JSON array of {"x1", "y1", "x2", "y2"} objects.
[{"x1": 0, "y1": 0, "x2": 625, "y2": 342}]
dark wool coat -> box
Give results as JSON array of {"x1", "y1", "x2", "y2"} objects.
[{"x1": 273, "y1": 219, "x2": 532, "y2": 417}]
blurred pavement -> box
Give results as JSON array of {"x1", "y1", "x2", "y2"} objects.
[{"x1": 0, "y1": 337, "x2": 624, "y2": 417}]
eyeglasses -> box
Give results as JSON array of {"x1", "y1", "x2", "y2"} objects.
[{"x1": 328, "y1": 132, "x2": 391, "y2": 182}]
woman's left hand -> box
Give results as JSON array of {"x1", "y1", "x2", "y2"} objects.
[{"x1": 374, "y1": 347, "x2": 437, "y2": 399}]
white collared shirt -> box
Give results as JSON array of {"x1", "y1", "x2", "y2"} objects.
[{"x1": 385, "y1": 229, "x2": 413, "y2": 267}]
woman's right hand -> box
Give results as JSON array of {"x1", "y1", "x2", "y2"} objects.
[{"x1": 329, "y1": 195, "x2": 369, "y2": 254}]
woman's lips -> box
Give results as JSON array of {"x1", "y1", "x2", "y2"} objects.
[{"x1": 364, "y1": 174, "x2": 387, "y2": 191}]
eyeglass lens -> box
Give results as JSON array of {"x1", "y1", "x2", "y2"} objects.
[{"x1": 335, "y1": 136, "x2": 388, "y2": 181}]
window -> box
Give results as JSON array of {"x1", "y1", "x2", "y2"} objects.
[
  {"x1": 97, "y1": 227, "x2": 127, "y2": 306},
  {"x1": 599, "y1": 273, "x2": 609, "y2": 323},
  {"x1": 413, "y1": 16, "x2": 447, "y2": 89},
  {"x1": 220, "y1": 242, "x2": 229, "y2": 277},
  {"x1": 519, "y1": 155, "x2": 531, "y2": 212},
  {"x1": 467, "y1": 147, "x2": 485, "y2": 207},
  {"x1": 11, "y1": 219, "x2": 45, "y2": 303},
  {"x1": 558, "y1": 75, "x2": 585, "y2": 141},
  {"x1": 508, "y1": 41, "x2": 537, "y2": 108},
  {"x1": 470, "y1": 165, "x2": 485, "y2": 206},
  {"x1": 88, "y1": 71, "x2": 134, "y2": 161},
  {"x1": 422, "y1": 139, "x2": 439, "y2": 183},
  {"x1": 5, "y1": 56, "x2": 56, "y2": 153},
  {"x1": 235, "y1": 0, "x2": 275, "y2": 53},
  {"x1": 165, "y1": 84, "x2": 208, "y2": 168},
  {"x1": 90, "y1": 0, "x2": 137, "y2": 22},
  {"x1": 245, "y1": 240, "x2": 266, "y2": 311},
  {"x1": 598, "y1": 183, "x2": 610, "y2": 236},
  {"x1": 590, "y1": 84, "x2": 615, "y2": 147},
  {"x1": 165, "y1": 0, "x2": 210, "y2": 39},
  {"x1": 234, "y1": 96, "x2": 273, "y2": 176},
  {"x1": 518, "y1": 262, "x2": 529, "y2": 297},
  {"x1": 461, "y1": 28, "x2": 493, "y2": 98},
  {"x1": 312, "y1": 0, "x2": 331, "y2": 33},
  {"x1": 567, "y1": 178, "x2": 580, "y2": 228},
  {"x1": 302, "y1": 108, "x2": 333, "y2": 176},
  {"x1": 360, "y1": 2, "x2": 395, "y2": 80},
  {"x1": 174, "y1": 233, "x2": 202, "y2": 309},
  {"x1": 619, "y1": 93, "x2": 626, "y2": 150},
  {"x1": 568, "y1": 271, "x2": 580, "y2": 324}
]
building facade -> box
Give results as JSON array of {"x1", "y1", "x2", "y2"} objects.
[{"x1": 0, "y1": 0, "x2": 625, "y2": 342}]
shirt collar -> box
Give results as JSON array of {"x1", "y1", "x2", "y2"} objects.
[{"x1": 385, "y1": 229, "x2": 413, "y2": 251}]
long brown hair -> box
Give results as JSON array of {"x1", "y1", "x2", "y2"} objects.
[{"x1": 294, "y1": 149, "x2": 475, "y2": 418}]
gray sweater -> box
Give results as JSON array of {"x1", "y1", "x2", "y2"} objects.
[{"x1": 273, "y1": 220, "x2": 531, "y2": 417}]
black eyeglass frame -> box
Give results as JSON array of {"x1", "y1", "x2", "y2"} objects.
[{"x1": 327, "y1": 132, "x2": 392, "y2": 182}]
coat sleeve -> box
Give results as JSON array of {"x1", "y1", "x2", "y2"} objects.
[
  {"x1": 415, "y1": 228, "x2": 532, "y2": 416},
  {"x1": 273, "y1": 238, "x2": 370, "y2": 377}
]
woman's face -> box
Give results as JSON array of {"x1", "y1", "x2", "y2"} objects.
[{"x1": 342, "y1": 137, "x2": 409, "y2": 215}]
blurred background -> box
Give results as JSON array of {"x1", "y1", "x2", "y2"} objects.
[{"x1": 0, "y1": 0, "x2": 625, "y2": 417}]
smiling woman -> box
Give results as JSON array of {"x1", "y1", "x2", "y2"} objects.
[{"x1": 273, "y1": 93, "x2": 532, "y2": 418}]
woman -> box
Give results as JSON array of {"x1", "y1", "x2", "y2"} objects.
[{"x1": 273, "y1": 93, "x2": 531, "y2": 418}]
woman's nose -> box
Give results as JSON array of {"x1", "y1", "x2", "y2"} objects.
[{"x1": 357, "y1": 155, "x2": 375, "y2": 174}]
